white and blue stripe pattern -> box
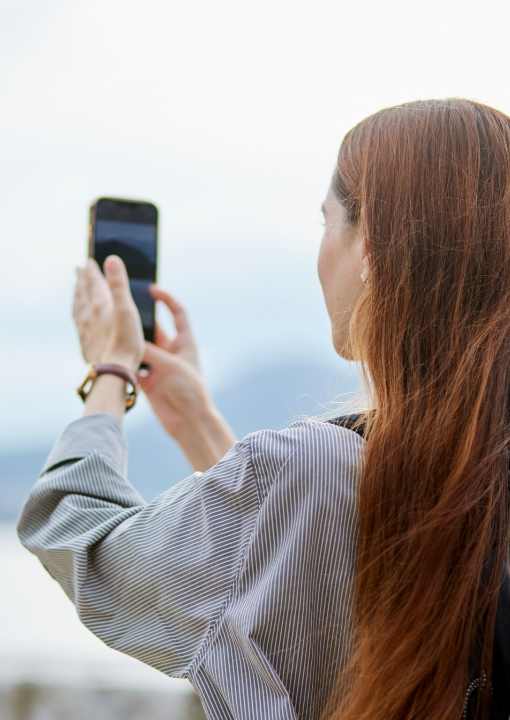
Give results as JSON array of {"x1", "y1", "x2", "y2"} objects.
[{"x1": 17, "y1": 412, "x2": 365, "y2": 720}]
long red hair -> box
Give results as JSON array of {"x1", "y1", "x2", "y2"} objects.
[{"x1": 324, "y1": 99, "x2": 510, "y2": 720}]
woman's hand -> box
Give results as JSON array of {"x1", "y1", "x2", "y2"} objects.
[
  {"x1": 73, "y1": 256, "x2": 145, "y2": 373},
  {"x1": 73, "y1": 256, "x2": 145, "y2": 420},
  {"x1": 138, "y1": 287, "x2": 237, "y2": 471}
]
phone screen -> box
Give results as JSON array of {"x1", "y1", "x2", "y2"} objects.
[{"x1": 90, "y1": 198, "x2": 158, "y2": 343}]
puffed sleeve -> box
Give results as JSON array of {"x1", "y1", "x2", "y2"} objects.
[{"x1": 17, "y1": 413, "x2": 262, "y2": 678}]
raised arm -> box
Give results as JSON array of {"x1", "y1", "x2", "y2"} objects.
[
  {"x1": 138, "y1": 286, "x2": 237, "y2": 471},
  {"x1": 17, "y1": 413, "x2": 260, "y2": 678},
  {"x1": 73, "y1": 255, "x2": 236, "y2": 469}
]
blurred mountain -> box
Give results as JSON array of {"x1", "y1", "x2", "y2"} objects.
[{"x1": 0, "y1": 362, "x2": 358, "y2": 520}]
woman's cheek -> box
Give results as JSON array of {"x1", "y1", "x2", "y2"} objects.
[{"x1": 318, "y1": 231, "x2": 341, "y2": 315}]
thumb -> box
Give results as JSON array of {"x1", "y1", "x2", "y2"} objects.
[
  {"x1": 142, "y1": 341, "x2": 180, "y2": 370},
  {"x1": 104, "y1": 255, "x2": 132, "y2": 308}
]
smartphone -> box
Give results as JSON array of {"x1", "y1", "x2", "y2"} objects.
[{"x1": 89, "y1": 197, "x2": 158, "y2": 343}]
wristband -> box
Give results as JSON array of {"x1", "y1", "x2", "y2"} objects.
[{"x1": 77, "y1": 363, "x2": 139, "y2": 411}]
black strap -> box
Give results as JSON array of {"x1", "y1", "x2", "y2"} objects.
[
  {"x1": 328, "y1": 411, "x2": 371, "y2": 438},
  {"x1": 490, "y1": 565, "x2": 510, "y2": 719},
  {"x1": 329, "y1": 413, "x2": 510, "y2": 720}
]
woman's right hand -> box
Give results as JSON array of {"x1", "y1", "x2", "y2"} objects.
[{"x1": 138, "y1": 287, "x2": 237, "y2": 472}]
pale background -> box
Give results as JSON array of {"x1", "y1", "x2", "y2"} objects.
[{"x1": 1, "y1": 0, "x2": 510, "y2": 711}]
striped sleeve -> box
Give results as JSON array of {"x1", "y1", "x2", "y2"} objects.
[{"x1": 17, "y1": 413, "x2": 263, "y2": 678}]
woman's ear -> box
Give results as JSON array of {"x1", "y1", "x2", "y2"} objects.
[
  {"x1": 362, "y1": 252, "x2": 370, "y2": 277},
  {"x1": 360, "y1": 237, "x2": 370, "y2": 283}
]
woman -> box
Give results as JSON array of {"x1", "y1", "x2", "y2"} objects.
[{"x1": 18, "y1": 99, "x2": 510, "y2": 720}]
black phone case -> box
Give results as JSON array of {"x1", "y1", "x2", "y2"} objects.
[{"x1": 88, "y1": 197, "x2": 158, "y2": 344}]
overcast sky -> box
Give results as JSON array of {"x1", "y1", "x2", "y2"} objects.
[{"x1": 1, "y1": 0, "x2": 510, "y2": 450}]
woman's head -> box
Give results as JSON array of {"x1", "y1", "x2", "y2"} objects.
[
  {"x1": 320, "y1": 98, "x2": 510, "y2": 368},
  {"x1": 321, "y1": 100, "x2": 510, "y2": 720}
]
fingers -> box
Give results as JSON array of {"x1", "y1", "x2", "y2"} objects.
[
  {"x1": 154, "y1": 321, "x2": 172, "y2": 350},
  {"x1": 73, "y1": 265, "x2": 96, "y2": 363},
  {"x1": 87, "y1": 257, "x2": 110, "y2": 300},
  {"x1": 74, "y1": 259, "x2": 102, "y2": 314},
  {"x1": 104, "y1": 256, "x2": 133, "y2": 310},
  {"x1": 73, "y1": 267, "x2": 88, "y2": 316},
  {"x1": 149, "y1": 286, "x2": 193, "y2": 339},
  {"x1": 101, "y1": 255, "x2": 145, "y2": 367},
  {"x1": 142, "y1": 340, "x2": 179, "y2": 369},
  {"x1": 73, "y1": 256, "x2": 143, "y2": 367}
]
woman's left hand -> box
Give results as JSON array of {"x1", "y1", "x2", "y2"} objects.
[{"x1": 73, "y1": 256, "x2": 145, "y2": 374}]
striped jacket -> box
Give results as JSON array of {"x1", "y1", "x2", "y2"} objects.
[{"x1": 17, "y1": 412, "x2": 364, "y2": 719}]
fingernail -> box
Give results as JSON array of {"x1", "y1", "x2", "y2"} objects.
[
  {"x1": 105, "y1": 256, "x2": 122, "y2": 274},
  {"x1": 87, "y1": 258, "x2": 94, "y2": 268}
]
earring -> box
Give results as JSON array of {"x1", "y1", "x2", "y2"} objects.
[{"x1": 360, "y1": 272, "x2": 369, "y2": 286}]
